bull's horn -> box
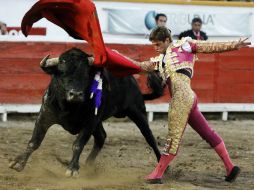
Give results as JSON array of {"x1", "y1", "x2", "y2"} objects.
[
  {"x1": 46, "y1": 57, "x2": 59, "y2": 67},
  {"x1": 88, "y1": 57, "x2": 94, "y2": 65},
  {"x1": 40, "y1": 55, "x2": 59, "y2": 67},
  {"x1": 40, "y1": 55, "x2": 50, "y2": 67}
]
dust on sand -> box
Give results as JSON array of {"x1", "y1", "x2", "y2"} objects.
[{"x1": 0, "y1": 119, "x2": 253, "y2": 190}]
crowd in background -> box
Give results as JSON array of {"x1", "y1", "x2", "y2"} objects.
[
  {"x1": 155, "y1": 14, "x2": 208, "y2": 41},
  {"x1": 0, "y1": 21, "x2": 7, "y2": 35}
]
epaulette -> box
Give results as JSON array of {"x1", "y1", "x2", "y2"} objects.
[{"x1": 173, "y1": 37, "x2": 193, "y2": 48}]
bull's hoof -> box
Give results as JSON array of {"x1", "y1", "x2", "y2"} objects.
[
  {"x1": 65, "y1": 169, "x2": 79, "y2": 177},
  {"x1": 9, "y1": 160, "x2": 26, "y2": 172},
  {"x1": 85, "y1": 159, "x2": 95, "y2": 167}
]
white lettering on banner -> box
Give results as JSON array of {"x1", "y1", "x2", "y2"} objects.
[
  {"x1": 107, "y1": 9, "x2": 251, "y2": 36},
  {"x1": 188, "y1": 14, "x2": 215, "y2": 25},
  {"x1": 167, "y1": 14, "x2": 215, "y2": 26}
]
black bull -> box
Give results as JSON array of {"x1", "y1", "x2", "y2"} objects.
[{"x1": 9, "y1": 48, "x2": 164, "y2": 176}]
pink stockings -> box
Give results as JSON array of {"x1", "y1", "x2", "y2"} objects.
[{"x1": 145, "y1": 96, "x2": 234, "y2": 180}]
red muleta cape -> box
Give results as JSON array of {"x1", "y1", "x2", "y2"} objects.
[{"x1": 21, "y1": 0, "x2": 141, "y2": 77}]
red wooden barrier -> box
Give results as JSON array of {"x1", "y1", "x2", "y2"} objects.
[{"x1": 0, "y1": 41, "x2": 253, "y2": 104}]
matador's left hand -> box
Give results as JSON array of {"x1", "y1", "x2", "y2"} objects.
[{"x1": 236, "y1": 37, "x2": 251, "y2": 49}]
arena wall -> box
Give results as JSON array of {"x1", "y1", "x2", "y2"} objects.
[{"x1": 0, "y1": 42, "x2": 253, "y2": 104}]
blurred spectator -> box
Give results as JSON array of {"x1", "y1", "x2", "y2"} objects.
[
  {"x1": 0, "y1": 21, "x2": 7, "y2": 35},
  {"x1": 178, "y1": 17, "x2": 208, "y2": 40},
  {"x1": 145, "y1": 13, "x2": 168, "y2": 38},
  {"x1": 155, "y1": 13, "x2": 167, "y2": 27}
]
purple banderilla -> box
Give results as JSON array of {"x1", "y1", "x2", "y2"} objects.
[{"x1": 90, "y1": 71, "x2": 102, "y2": 115}]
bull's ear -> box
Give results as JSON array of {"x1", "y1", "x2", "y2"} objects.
[{"x1": 40, "y1": 55, "x2": 59, "y2": 75}]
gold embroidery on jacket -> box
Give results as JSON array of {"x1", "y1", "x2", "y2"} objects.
[
  {"x1": 163, "y1": 73, "x2": 195, "y2": 155},
  {"x1": 191, "y1": 40, "x2": 238, "y2": 53}
]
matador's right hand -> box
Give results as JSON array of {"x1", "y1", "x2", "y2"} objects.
[{"x1": 140, "y1": 60, "x2": 158, "y2": 72}]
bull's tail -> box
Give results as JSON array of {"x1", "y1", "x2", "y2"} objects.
[{"x1": 142, "y1": 71, "x2": 165, "y2": 101}]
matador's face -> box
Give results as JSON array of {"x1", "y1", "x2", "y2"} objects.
[{"x1": 152, "y1": 38, "x2": 171, "y2": 54}]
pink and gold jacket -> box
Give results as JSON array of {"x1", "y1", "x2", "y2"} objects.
[{"x1": 150, "y1": 37, "x2": 239, "y2": 81}]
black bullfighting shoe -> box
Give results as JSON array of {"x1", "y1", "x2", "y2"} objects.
[
  {"x1": 225, "y1": 166, "x2": 241, "y2": 182},
  {"x1": 146, "y1": 178, "x2": 163, "y2": 184}
]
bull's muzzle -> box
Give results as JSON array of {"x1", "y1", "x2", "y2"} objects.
[
  {"x1": 40, "y1": 55, "x2": 59, "y2": 67},
  {"x1": 66, "y1": 89, "x2": 84, "y2": 102}
]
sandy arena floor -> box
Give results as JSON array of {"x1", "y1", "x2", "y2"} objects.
[{"x1": 0, "y1": 119, "x2": 253, "y2": 190}]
